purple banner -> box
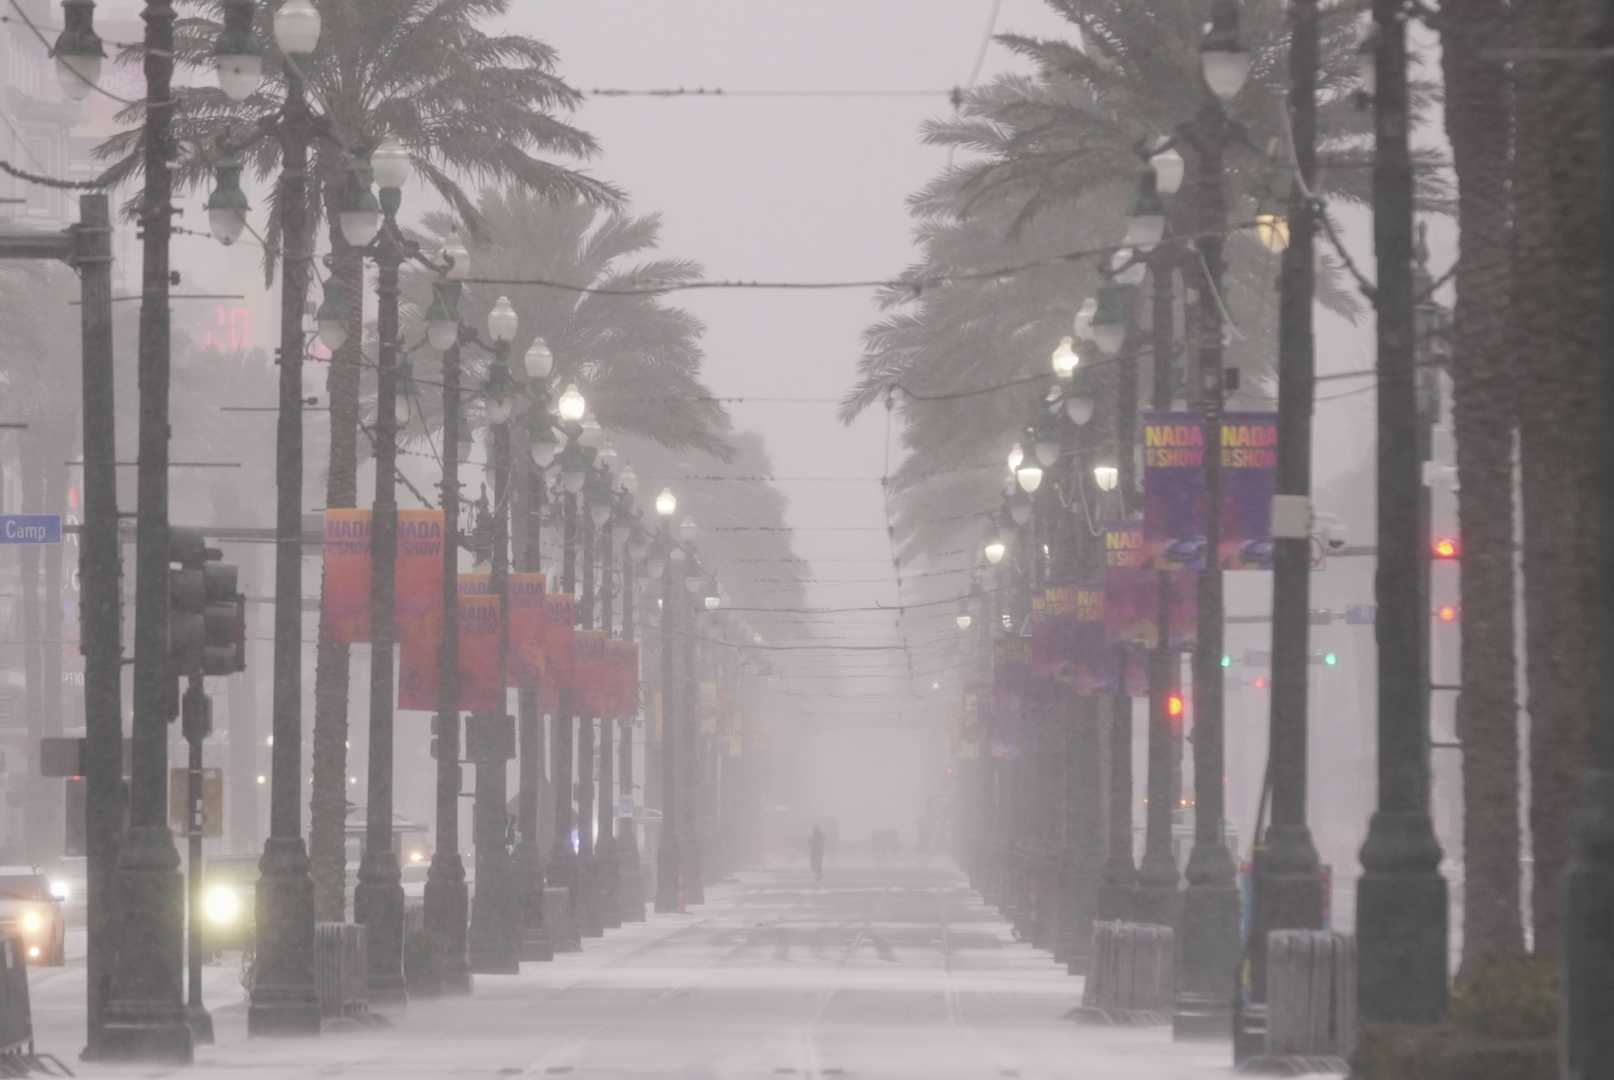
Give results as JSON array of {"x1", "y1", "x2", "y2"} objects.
[
  {"x1": 1142, "y1": 412, "x2": 1277, "y2": 571},
  {"x1": 1104, "y1": 521, "x2": 1198, "y2": 651}
]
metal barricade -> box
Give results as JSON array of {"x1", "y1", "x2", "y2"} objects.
[
  {"x1": 0, "y1": 934, "x2": 71, "y2": 1076},
  {"x1": 1077, "y1": 920, "x2": 1175, "y2": 1024},
  {"x1": 313, "y1": 922, "x2": 369, "y2": 1021}
]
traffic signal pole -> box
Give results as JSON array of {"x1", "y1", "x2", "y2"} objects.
[{"x1": 182, "y1": 679, "x2": 213, "y2": 1046}]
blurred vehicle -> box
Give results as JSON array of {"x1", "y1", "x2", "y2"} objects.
[
  {"x1": 0, "y1": 866, "x2": 65, "y2": 965},
  {"x1": 43, "y1": 855, "x2": 87, "y2": 927},
  {"x1": 401, "y1": 860, "x2": 430, "y2": 906},
  {"x1": 199, "y1": 853, "x2": 260, "y2": 957}
]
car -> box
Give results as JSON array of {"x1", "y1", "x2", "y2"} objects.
[
  {"x1": 0, "y1": 866, "x2": 66, "y2": 966},
  {"x1": 43, "y1": 855, "x2": 87, "y2": 927},
  {"x1": 198, "y1": 854, "x2": 261, "y2": 958}
]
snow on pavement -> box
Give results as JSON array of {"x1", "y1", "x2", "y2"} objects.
[{"x1": 24, "y1": 859, "x2": 1335, "y2": 1078}]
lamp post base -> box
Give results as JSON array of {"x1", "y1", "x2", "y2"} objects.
[
  {"x1": 248, "y1": 837, "x2": 321, "y2": 1038},
  {"x1": 354, "y1": 862, "x2": 408, "y2": 1007},
  {"x1": 467, "y1": 848, "x2": 521, "y2": 976},
  {"x1": 618, "y1": 830, "x2": 646, "y2": 923},
  {"x1": 185, "y1": 1005, "x2": 214, "y2": 1047},
  {"x1": 421, "y1": 856, "x2": 472, "y2": 996},
  {"x1": 1356, "y1": 810, "x2": 1448, "y2": 1026},
  {"x1": 577, "y1": 855, "x2": 604, "y2": 938},
  {"x1": 512, "y1": 841, "x2": 553, "y2": 962},
  {"x1": 98, "y1": 825, "x2": 193, "y2": 1062},
  {"x1": 1173, "y1": 842, "x2": 1240, "y2": 1042}
]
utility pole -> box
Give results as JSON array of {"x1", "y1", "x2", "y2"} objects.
[
  {"x1": 1256, "y1": 0, "x2": 1325, "y2": 1004},
  {"x1": 1356, "y1": 0, "x2": 1448, "y2": 1027},
  {"x1": 101, "y1": 0, "x2": 191, "y2": 1060},
  {"x1": 72, "y1": 193, "x2": 118, "y2": 1058},
  {"x1": 353, "y1": 166, "x2": 406, "y2": 1006},
  {"x1": 423, "y1": 280, "x2": 471, "y2": 993},
  {"x1": 1565, "y1": 1, "x2": 1614, "y2": 1071}
]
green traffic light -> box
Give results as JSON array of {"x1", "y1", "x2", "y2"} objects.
[
  {"x1": 1220, "y1": 654, "x2": 1231, "y2": 668},
  {"x1": 1324, "y1": 652, "x2": 1338, "y2": 666}
]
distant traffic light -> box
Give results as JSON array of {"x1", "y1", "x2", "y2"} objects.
[
  {"x1": 1166, "y1": 692, "x2": 1185, "y2": 732},
  {"x1": 1253, "y1": 675, "x2": 1267, "y2": 690},
  {"x1": 1436, "y1": 603, "x2": 1459, "y2": 624},
  {"x1": 1432, "y1": 536, "x2": 1459, "y2": 560},
  {"x1": 1324, "y1": 652, "x2": 1338, "y2": 667},
  {"x1": 1219, "y1": 654, "x2": 1231, "y2": 669}
]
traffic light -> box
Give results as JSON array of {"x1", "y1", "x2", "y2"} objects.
[
  {"x1": 1431, "y1": 536, "x2": 1459, "y2": 560},
  {"x1": 1165, "y1": 690, "x2": 1185, "y2": 733},
  {"x1": 167, "y1": 527, "x2": 246, "y2": 681},
  {"x1": 202, "y1": 562, "x2": 246, "y2": 675},
  {"x1": 1436, "y1": 603, "x2": 1459, "y2": 624}
]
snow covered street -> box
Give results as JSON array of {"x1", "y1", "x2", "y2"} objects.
[{"x1": 21, "y1": 857, "x2": 1316, "y2": 1078}]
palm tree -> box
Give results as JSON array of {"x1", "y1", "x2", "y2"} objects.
[
  {"x1": 1439, "y1": 1, "x2": 1524, "y2": 982},
  {"x1": 98, "y1": 0, "x2": 621, "y2": 919},
  {"x1": 843, "y1": 0, "x2": 1401, "y2": 564},
  {"x1": 403, "y1": 191, "x2": 732, "y2": 461}
]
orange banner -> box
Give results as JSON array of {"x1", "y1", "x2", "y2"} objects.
[
  {"x1": 393, "y1": 510, "x2": 445, "y2": 712},
  {"x1": 573, "y1": 631, "x2": 608, "y2": 717},
  {"x1": 322, "y1": 509, "x2": 372, "y2": 642},
  {"x1": 458, "y1": 574, "x2": 501, "y2": 714},
  {"x1": 540, "y1": 594, "x2": 576, "y2": 715},
  {"x1": 508, "y1": 573, "x2": 547, "y2": 690}
]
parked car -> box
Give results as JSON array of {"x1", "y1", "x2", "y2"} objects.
[{"x1": 0, "y1": 866, "x2": 66, "y2": 965}]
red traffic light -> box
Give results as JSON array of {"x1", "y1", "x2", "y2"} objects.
[
  {"x1": 1253, "y1": 676, "x2": 1268, "y2": 690},
  {"x1": 1437, "y1": 603, "x2": 1459, "y2": 624},
  {"x1": 1166, "y1": 692, "x2": 1185, "y2": 720},
  {"x1": 1432, "y1": 536, "x2": 1459, "y2": 560}
]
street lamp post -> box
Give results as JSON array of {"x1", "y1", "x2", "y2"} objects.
[
  {"x1": 422, "y1": 257, "x2": 472, "y2": 994},
  {"x1": 1254, "y1": 0, "x2": 1324, "y2": 1017},
  {"x1": 618, "y1": 506, "x2": 647, "y2": 922},
  {"x1": 350, "y1": 145, "x2": 411, "y2": 1007},
  {"x1": 468, "y1": 297, "x2": 523, "y2": 975},
  {"x1": 680, "y1": 539, "x2": 706, "y2": 905},
  {"x1": 653, "y1": 493, "x2": 682, "y2": 912},
  {"x1": 514, "y1": 338, "x2": 557, "y2": 963},
  {"x1": 548, "y1": 447, "x2": 582, "y2": 933},
  {"x1": 1564, "y1": 0, "x2": 1614, "y2": 1067},
  {"x1": 576, "y1": 460, "x2": 602, "y2": 938},
  {"x1": 594, "y1": 468, "x2": 622, "y2": 930},
  {"x1": 99, "y1": 0, "x2": 192, "y2": 1061},
  {"x1": 1134, "y1": 201, "x2": 1185, "y2": 931},
  {"x1": 1355, "y1": 0, "x2": 1448, "y2": 1027},
  {"x1": 1171, "y1": 0, "x2": 1249, "y2": 1036}
]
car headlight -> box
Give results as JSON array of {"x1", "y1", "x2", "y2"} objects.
[
  {"x1": 204, "y1": 884, "x2": 242, "y2": 926},
  {"x1": 20, "y1": 910, "x2": 42, "y2": 935},
  {"x1": 48, "y1": 880, "x2": 70, "y2": 901}
]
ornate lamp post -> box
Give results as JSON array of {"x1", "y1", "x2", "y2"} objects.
[
  {"x1": 592, "y1": 453, "x2": 623, "y2": 930},
  {"x1": 466, "y1": 296, "x2": 523, "y2": 974},
  {"x1": 617, "y1": 487, "x2": 648, "y2": 922},
  {"x1": 421, "y1": 245, "x2": 474, "y2": 993},
  {"x1": 653, "y1": 492, "x2": 683, "y2": 912},
  {"x1": 547, "y1": 385, "x2": 589, "y2": 941}
]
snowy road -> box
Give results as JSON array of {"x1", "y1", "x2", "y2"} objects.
[{"x1": 28, "y1": 859, "x2": 1270, "y2": 1078}]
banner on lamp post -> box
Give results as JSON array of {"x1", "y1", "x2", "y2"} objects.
[
  {"x1": 540, "y1": 594, "x2": 576, "y2": 715},
  {"x1": 322, "y1": 509, "x2": 372, "y2": 642},
  {"x1": 457, "y1": 574, "x2": 501, "y2": 714},
  {"x1": 1142, "y1": 412, "x2": 1278, "y2": 571},
  {"x1": 1104, "y1": 521, "x2": 1198, "y2": 652},
  {"x1": 392, "y1": 510, "x2": 445, "y2": 713},
  {"x1": 572, "y1": 631, "x2": 607, "y2": 717},
  {"x1": 508, "y1": 573, "x2": 547, "y2": 690}
]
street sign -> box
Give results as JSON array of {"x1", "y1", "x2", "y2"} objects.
[
  {"x1": 1344, "y1": 604, "x2": 1377, "y2": 626},
  {"x1": 0, "y1": 514, "x2": 61, "y2": 545},
  {"x1": 168, "y1": 767, "x2": 224, "y2": 838}
]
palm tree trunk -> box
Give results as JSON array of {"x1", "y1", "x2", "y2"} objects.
[
  {"x1": 1514, "y1": 0, "x2": 1603, "y2": 958},
  {"x1": 309, "y1": 207, "x2": 364, "y2": 923},
  {"x1": 1441, "y1": 0, "x2": 1525, "y2": 975}
]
